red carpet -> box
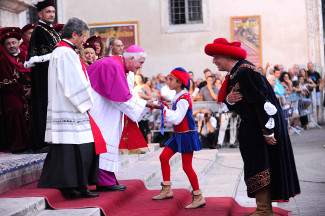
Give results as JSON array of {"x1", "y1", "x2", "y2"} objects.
[{"x1": 0, "y1": 179, "x2": 291, "y2": 216}]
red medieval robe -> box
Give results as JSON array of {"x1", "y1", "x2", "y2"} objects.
[
  {"x1": 119, "y1": 115, "x2": 149, "y2": 154},
  {"x1": 0, "y1": 45, "x2": 31, "y2": 152}
]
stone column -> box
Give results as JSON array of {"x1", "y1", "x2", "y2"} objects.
[
  {"x1": 0, "y1": 0, "x2": 32, "y2": 27},
  {"x1": 305, "y1": 0, "x2": 324, "y2": 123}
]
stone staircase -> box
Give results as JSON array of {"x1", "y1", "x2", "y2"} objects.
[{"x1": 0, "y1": 144, "x2": 245, "y2": 215}]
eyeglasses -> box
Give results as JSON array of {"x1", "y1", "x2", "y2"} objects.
[{"x1": 116, "y1": 45, "x2": 124, "y2": 48}]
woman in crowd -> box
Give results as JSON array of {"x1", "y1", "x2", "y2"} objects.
[
  {"x1": 80, "y1": 42, "x2": 97, "y2": 66},
  {"x1": 195, "y1": 78, "x2": 203, "y2": 88},
  {"x1": 134, "y1": 74, "x2": 156, "y2": 100},
  {"x1": 188, "y1": 79, "x2": 195, "y2": 95},
  {"x1": 133, "y1": 74, "x2": 155, "y2": 143},
  {"x1": 214, "y1": 78, "x2": 222, "y2": 91},
  {"x1": 145, "y1": 77, "x2": 151, "y2": 88},
  {"x1": 273, "y1": 68, "x2": 285, "y2": 96},
  {"x1": 269, "y1": 74, "x2": 296, "y2": 134},
  {"x1": 86, "y1": 35, "x2": 106, "y2": 60},
  {"x1": 297, "y1": 69, "x2": 316, "y2": 130},
  {"x1": 150, "y1": 79, "x2": 161, "y2": 100},
  {"x1": 279, "y1": 71, "x2": 293, "y2": 93},
  {"x1": 299, "y1": 68, "x2": 316, "y2": 89},
  {"x1": 295, "y1": 76, "x2": 313, "y2": 111},
  {"x1": 148, "y1": 79, "x2": 161, "y2": 131}
]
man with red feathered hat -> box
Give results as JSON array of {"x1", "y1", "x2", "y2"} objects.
[
  {"x1": 0, "y1": 27, "x2": 31, "y2": 153},
  {"x1": 87, "y1": 45, "x2": 159, "y2": 192},
  {"x1": 24, "y1": 0, "x2": 61, "y2": 153},
  {"x1": 204, "y1": 38, "x2": 300, "y2": 215}
]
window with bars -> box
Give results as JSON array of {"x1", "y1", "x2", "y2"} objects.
[
  {"x1": 26, "y1": 7, "x2": 39, "y2": 24},
  {"x1": 169, "y1": 0, "x2": 203, "y2": 25}
]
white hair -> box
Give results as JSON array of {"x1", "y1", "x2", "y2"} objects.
[{"x1": 123, "y1": 52, "x2": 147, "y2": 60}]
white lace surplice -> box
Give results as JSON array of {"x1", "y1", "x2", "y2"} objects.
[{"x1": 89, "y1": 89, "x2": 147, "y2": 172}]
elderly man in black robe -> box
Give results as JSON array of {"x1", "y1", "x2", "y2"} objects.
[{"x1": 205, "y1": 38, "x2": 300, "y2": 215}]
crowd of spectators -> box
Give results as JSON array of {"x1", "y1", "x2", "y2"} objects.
[{"x1": 265, "y1": 62, "x2": 324, "y2": 134}]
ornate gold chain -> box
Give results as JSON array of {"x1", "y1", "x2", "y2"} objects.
[{"x1": 37, "y1": 25, "x2": 61, "y2": 45}]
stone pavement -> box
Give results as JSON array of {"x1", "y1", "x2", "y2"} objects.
[
  {"x1": 0, "y1": 127, "x2": 324, "y2": 215},
  {"x1": 277, "y1": 127, "x2": 325, "y2": 216}
]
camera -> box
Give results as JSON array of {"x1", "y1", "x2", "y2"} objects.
[{"x1": 204, "y1": 113, "x2": 209, "y2": 117}]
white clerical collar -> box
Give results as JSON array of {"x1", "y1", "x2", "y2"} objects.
[
  {"x1": 62, "y1": 39, "x2": 78, "y2": 51},
  {"x1": 172, "y1": 89, "x2": 188, "y2": 103},
  {"x1": 63, "y1": 39, "x2": 73, "y2": 46},
  {"x1": 12, "y1": 48, "x2": 21, "y2": 57},
  {"x1": 39, "y1": 20, "x2": 53, "y2": 27}
]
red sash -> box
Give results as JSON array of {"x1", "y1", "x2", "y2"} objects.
[
  {"x1": 55, "y1": 41, "x2": 107, "y2": 154},
  {"x1": 217, "y1": 74, "x2": 229, "y2": 103}
]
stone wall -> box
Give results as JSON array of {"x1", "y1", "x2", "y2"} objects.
[
  {"x1": 0, "y1": 0, "x2": 32, "y2": 27},
  {"x1": 306, "y1": 0, "x2": 324, "y2": 70},
  {"x1": 305, "y1": 0, "x2": 324, "y2": 122},
  {"x1": 59, "y1": 0, "x2": 324, "y2": 79}
]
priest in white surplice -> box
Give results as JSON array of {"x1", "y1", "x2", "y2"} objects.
[
  {"x1": 38, "y1": 17, "x2": 101, "y2": 199},
  {"x1": 87, "y1": 45, "x2": 158, "y2": 191}
]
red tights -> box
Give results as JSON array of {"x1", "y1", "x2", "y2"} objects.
[{"x1": 159, "y1": 146, "x2": 199, "y2": 191}]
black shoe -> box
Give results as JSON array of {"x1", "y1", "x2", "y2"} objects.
[
  {"x1": 96, "y1": 184, "x2": 127, "y2": 192},
  {"x1": 229, "y1": 144, "x2": 237, "y2": 148},
  {"x1": 67, "y1": 188, "x2": 99, "y2": 198},
  {"x1": 216, "y1": 144, "x2": 222, "y2": 149},
  {"x1": 82, "y1": 189, "x2": 99, "y2": 198},
  {"x1": 22, "y1": 149, "x2": 35, "y2": 154},
  {"x1": 67, "y1": 188, "x2": 82, "y2": 198},
  {"x1": 34, "y1": 146, "x2": 50, "y2": 153},
  {"x1": 209, "y1": 145, "x2": 217, "y2": 149}
]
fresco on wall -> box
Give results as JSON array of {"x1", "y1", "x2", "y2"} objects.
[
  {"x1": 231, "y1": 16, "x2": 261, "y2": 68},
  {"x1": 88, "y1": 21, "x2": 138, "y2": 56}
]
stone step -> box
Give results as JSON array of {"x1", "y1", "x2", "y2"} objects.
[
  {"x1": 117, "y1": 147, "x2": 182, "y2": 186},
  {"x1": 146, "y1": 149, "x2": 219, "y2": 191},
  {"x1": 198, "y1": 149, "x2": 244, "y2": 198},
  {"x1": 36, "y1": 208, "x2": 101, "y2": 216},
  {"x1": 0, "y1": 153, "x2": 46, "y2": 194},
  {"x1": 0, "y1": 197, "x2": 45, "y2": 216},
  {"x1": 120, "y1": 143, "x2": 160, "y2": 170},
  {"x1": 0, "y1": 143, "x2": 160, "y2": 196},
  {"x1": 0, "y1": 196, "x2": 101, "y2": 216}
]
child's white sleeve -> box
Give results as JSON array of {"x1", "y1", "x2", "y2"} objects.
[{"x1": 165, "y1": 99, "x2": 189, "y2": 125}]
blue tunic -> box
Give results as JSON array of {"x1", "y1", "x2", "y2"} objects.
[{"x1": 165, "y1": 93, "x2": 202, "y2": 153}]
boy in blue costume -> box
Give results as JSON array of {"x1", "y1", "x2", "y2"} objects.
[{"x1": 152, "y1": 67, "x2": 205, "y2": 209}]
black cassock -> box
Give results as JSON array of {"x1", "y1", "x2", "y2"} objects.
[
  {"x1": 26, "y1": 22, "x2": 60, "y2": 150},
  {"x1": 225, "y1": 60, "x2": 300, "y2": 201}
]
